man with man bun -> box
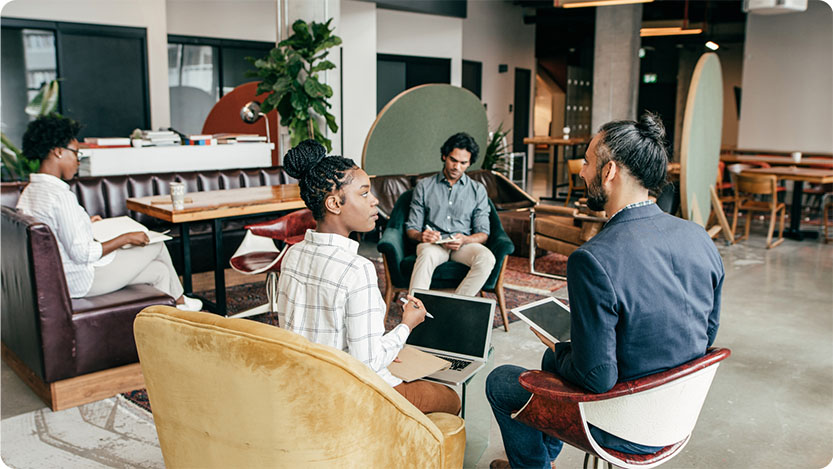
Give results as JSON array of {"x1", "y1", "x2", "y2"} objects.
[{"x1": 486, "y1": 113, "x2": 724, "y2": 469}]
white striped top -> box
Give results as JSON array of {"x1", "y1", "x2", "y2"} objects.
[
  {"x1": 16, "y1": 173, "x2": 113, "y2": 298},
  {"x1": 277, "y1": 230, "x2": 409, "y2": 387}
]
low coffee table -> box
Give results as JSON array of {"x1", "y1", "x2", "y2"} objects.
[{"x1": 127, "y1": 185, "x2": 305, "y2": 315}]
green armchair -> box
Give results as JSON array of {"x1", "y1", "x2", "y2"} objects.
[{"x1": 378, "y1": 190, "x2": 515, "y2": 331}]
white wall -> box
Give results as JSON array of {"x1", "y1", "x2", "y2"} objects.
[
  {"x1": 3, "y1": 0, "x2": 171, "y2": 129},
  {"x1": 462, "y1": 1, "x2": 535, "y2": 137},
  {"x1": 339, "y1": 0, "x2": 376, "y2": 163},
  {"x1": 376, "y1": 9, "x2": 463, "y2": 86},
  {"x1": 737, "y1": 0, "x2": 833, "y2": 153},
  {"x1": 166, "y1": 0, "x2": 276, "y2": 42}
]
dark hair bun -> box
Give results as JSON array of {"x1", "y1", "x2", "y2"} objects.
[
  {"x1": 636, "y1": 112, "x2": 666, "y2": 142},
  {"x1": 283, "y1": 139, "x2": 327, "y2": 180}
]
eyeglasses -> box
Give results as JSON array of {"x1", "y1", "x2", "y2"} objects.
[{"x1": 62, "y1": 147, "x2": 83, "y2": 162}]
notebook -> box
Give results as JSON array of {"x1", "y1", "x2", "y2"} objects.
[
  {"x1": 92, "y1": 216, "x2": 172, "y2": 246},
  {"x1": 510, "y1": 297, "x2": 572, "y2": 344},
  {"x1": 404, "y1": 289, "x2": 495, "y2": 386}
]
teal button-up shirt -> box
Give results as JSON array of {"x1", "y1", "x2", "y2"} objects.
[{"x1": 405, "y1": 172, "x2": 490, "y2": 237}]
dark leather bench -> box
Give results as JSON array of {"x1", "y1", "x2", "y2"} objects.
[{"x1": 2, "y1": 167, "x2": 297, "y2": 273}]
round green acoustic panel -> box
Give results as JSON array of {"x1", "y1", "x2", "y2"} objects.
[
  {"x1": 362, "y1": 84, "x2": 488, "y2": 176},
  {"x1": 680, "y1": 53, "x2": 723, "y2": 227}
]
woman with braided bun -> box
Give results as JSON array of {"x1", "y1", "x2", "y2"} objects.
[{"x1": 275, "y1": 140, "x2": 461, "y2": 415}]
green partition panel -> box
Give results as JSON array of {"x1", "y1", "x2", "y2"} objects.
[
  {"x1": 680, "y1": 53, "x2": 723, "y2": 226},
  {"x1": 362, "y1": 84, "x2": 488, "y2": 176}
]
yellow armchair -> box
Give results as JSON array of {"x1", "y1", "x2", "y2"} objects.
[{"x1": 134, "y1": 306, "x2": 465, "y2": 468}]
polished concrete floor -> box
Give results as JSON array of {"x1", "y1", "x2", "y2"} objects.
[{"x1": 2, "y1": 166, "x2": 832, "y2": 468}]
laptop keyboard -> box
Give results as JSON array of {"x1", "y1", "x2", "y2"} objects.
[{"x1": 435, "y1": 355, "x2": 471, "y2": 371}]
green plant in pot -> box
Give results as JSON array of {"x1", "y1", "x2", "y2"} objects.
[
  {"x1": 249, "y1": 19, "x2": 342, "y2": 152},
  {"x1": 482, "y1": 123, "x2": 511, "y2": 172},
  {"x1": 1, "y1": 79, "x2": 60, "y2": 181}
]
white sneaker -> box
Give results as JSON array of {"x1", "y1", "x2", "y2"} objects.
[{"x1": 176, "y1": 296, "x2": 203, "y2": 312}]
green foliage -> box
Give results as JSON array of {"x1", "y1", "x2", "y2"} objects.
[
  {"x1": 1, "y1": 80, "x2": 59, "y2": 181},
  {"x1": 248, "y1": 19, "x2": 342, "y2": 152},
  {"x1": 482, "y1": 123, "x2": 511, "y2": 171}
]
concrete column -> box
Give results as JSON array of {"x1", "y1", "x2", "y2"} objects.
[{"x1": 591, "y1": 4, "x2": 642, "y2": 131}]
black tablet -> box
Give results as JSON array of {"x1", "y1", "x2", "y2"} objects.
[{"x1": 511, "y1": 297, "x2": 571, "y2": 343}]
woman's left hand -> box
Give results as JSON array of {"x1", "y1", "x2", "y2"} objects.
[{"x1": 90, "y1": 215, "x2": 102, "y2": 222}]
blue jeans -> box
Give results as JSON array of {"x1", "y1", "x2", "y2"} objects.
[{"x1": 486, "y1": 361, "x2": 563, "y2": 468}]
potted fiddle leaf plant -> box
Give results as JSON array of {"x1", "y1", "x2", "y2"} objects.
[{"x1": 249, "y1": 19, "x2": 342, "y2": 152}]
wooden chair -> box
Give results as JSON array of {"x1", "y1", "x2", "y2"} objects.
[
  {"x1": 513, "y1": 348, "x2": 731, "y2": 469},
  {"x1": 730, "y1": 172, "x2": 786, "y2": 249},
  {"x1": 564, "y1": 159, "x2": 586, "y2": 206}
]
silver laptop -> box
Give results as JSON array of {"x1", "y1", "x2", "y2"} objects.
[{"x1": 408, "y1": 289, "x2": 495, "y2": 386}]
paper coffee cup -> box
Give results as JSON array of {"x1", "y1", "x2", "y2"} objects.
[
  {"x1": 791, "y1": 152, "x2": 802, "y2": 163},
  {"x1": 170, "y1": 182, "x2": 186, "y2": 211}
]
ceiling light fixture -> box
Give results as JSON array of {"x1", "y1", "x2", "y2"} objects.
[
  {"x1": 640, "y1": 27, "x2": 703, "y2": 37},
  {"x1": 705, "y1": 41, "x2": 720, "y2": 50},
  {"x1": 555, "y1": 0, "x2": 653, "y2": 8}
]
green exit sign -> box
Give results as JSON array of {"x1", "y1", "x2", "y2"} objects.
[{"x1": 643, "y1": 73, "x2": 657, "y2": 84}]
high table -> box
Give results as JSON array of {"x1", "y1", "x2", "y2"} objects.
[
  {"x1": 740, "y1": 167, "x2": 833, "y2": 240},
  {"x1": 721, "y1": 154, "x2": 833, "y2": 167},
  {"x1": 127, "y1": 185, "x2": 305, "y2": 315},
  {"x1": 523, "y1": 136, "x2": 590, "y2": 201}
]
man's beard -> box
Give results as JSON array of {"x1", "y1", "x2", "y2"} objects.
[{"x1": 585, "y1": 173, "x2": 608, "y2": 212}]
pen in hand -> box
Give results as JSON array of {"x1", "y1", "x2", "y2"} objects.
[{"x1": 400, "y1": 297, "x2": 434, "y2": 318}]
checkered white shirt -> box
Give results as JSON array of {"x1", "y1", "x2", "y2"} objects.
[
  {"x1": 15, "y1": 173, "x2": 113, "y2": 298},
  {"x1": 277, "y1": 230, "x2": 410, "y2": 387}
]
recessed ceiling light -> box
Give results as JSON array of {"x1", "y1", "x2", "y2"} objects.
[{"x1": 705, "y1": 41, "x2": 720, "y2": 50}]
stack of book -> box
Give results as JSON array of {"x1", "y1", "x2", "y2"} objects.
[
  {"x1": 183, "y1": 135, "x2": 217, "y2": 146},
  {"x1": 212, "y1": 133, "x2": 268, "y2": 144},
  {"x1": 81, "y1": 137, "x2": 131, "y2": 149},
  {"x1": 141, "y1": 130, "x2": 181, "y2": 146}
]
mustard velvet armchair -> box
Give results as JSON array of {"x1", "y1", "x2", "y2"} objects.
[{"x1": 134, "y1": 306, "x2": 466, "y2": 469}]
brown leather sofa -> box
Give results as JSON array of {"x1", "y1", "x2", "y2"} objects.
[{"x1": 0, "y1": 167, "x2": 296, "y2": 410}]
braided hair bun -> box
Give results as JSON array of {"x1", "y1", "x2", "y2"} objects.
[{"x1": 283, "y1": 139, "x2": 328, "y2": 180}]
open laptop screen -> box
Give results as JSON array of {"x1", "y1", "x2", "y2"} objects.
[{"x1": 407, "y1": 290, "x2": 494, "y2": 358}]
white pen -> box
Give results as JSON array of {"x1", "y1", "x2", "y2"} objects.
[{"x1": 400, "y1": 297, "x2": 434, "y2": 318}]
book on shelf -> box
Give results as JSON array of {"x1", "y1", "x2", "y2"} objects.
[
  {"x1": 184, "y1": 138, "x2": 217, "y2": 146},
  {"x1": 83, "y1": 137, "x2": 131, "y2": 146},
  {"x1": 91, "y1": 216, "x2": 172, "y2": 246},
  {"x1": 212, "y1": 133, "x2": 267, "y2": 143}
]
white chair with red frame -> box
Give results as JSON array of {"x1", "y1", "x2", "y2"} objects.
[
  {"x1": 513, "y1": 347, "x2": 731, "y2": 469},
  {"x1": 228, "y1": 209, "x2": 316, "y2": 319}
]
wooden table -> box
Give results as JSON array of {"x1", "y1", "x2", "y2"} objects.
[
  {"x1": 721, "y1": 154, "x2": 833, "y2": 167},
  {"x1": 741, "y1": 167, "x2": 833, "y2": 240},
  {"x1": 523, "y1": 136, "x2": 590, "y2": 201},
  {"x1": 127, "y1": 185, "x2": 305, "y2": 315}
]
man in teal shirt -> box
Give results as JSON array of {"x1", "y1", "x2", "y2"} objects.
[{"x1": 405, "y1": 132, "x2": 495, "y2": 296}]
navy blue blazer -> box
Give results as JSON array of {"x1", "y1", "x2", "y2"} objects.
[{"x1": 551, "y1": 203, "x2": 724, "y2": 394}]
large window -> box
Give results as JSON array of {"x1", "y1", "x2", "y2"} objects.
[
  {"x1": 1, "y1": 18, "x2": 149, "y2": 144},
  {"x1": 167, "y1": 36, "x2": 273, "y2": 135}
]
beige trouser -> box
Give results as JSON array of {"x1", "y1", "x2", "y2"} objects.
[
  {"x1": 409, "y1": 242, "x2": 496, "y2": 296},
  {"x1": 87, "y1": 242, "x2": 184, "y2": 299}
]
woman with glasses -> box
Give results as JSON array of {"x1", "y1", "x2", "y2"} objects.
[{"x1": 15, "y1": 114, "x2": 200, "y2": 310}]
